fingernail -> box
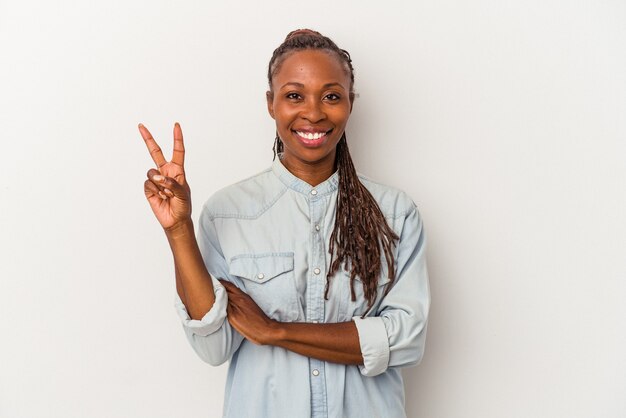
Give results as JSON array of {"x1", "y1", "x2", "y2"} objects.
[
  {"x1": 153, "y1": 174, "x2": 164, "y2": 182},
  {"x1": 138, "y1": 123, "x2": 144, "y2": 128},
  {"x1": 164, "y1": 188, "x2": 173, "y2": 196}
]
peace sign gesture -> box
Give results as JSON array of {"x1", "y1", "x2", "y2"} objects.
[{"x1": 139, "y1": 122, "x2": 192, "y2": 230}]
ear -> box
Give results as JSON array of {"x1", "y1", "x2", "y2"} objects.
[{"x1": 266, "y1": 90, "x2": 275, "y2": 119}]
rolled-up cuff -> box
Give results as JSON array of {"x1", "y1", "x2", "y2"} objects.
[
  {"x1": 174, "y1": 276, "x2": 228, "y2": 337},
  {"x1": 352, "y1": 316, "x2": 390, "y2": 376}
]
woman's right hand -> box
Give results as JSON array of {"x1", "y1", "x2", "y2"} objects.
[{"x1": 138, "y1": 122, "x2": 192, "y2": 231}]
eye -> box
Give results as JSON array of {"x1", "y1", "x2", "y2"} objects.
[
  {"x1": 286, "y1": 92, "x2": 302, "y2": 100},
  {"x1": 324, "y1": 93, "x2": 341, "y2": 101}
]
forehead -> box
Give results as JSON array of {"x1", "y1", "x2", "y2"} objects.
[{"x1": 273, "y1": 49, "x2": 351, "y2": 89}]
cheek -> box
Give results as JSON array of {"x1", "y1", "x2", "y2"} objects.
[
  {"x1": 274, "y1": 108, "x2": 298, "y2": 127},
  {"x1": 329, "y1": 103, "x2": 351, "y2": 119}
]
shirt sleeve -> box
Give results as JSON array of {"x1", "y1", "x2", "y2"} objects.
[
  {"x1": 174, "y1": 204, "x2": 244, "y2": 366},
  {"x1": 352, "y1": 203, "x2": 431, "y2": 376}
]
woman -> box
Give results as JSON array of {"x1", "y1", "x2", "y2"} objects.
[{"x1": 139, "y1": 29, "x2": 430, "y2": 418}]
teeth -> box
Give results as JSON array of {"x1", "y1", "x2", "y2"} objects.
[{"x1": 296, "y1": 131, "x2": 326, "y2": 140}]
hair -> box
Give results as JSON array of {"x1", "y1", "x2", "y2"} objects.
[{"x1": 268, "y1": 29, "x2": 400, "y2": 315}]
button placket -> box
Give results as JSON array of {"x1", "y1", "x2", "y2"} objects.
[
  {"x1": 308, "y1": 189, "x2": 327, "y2": 417},
  {"x1": 307, "y1": 190, "x2": 325, "y2": 325}
]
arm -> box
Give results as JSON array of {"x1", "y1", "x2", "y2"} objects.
[
  {"x1": 352, "y1": 204, "x2": 430, "y2": 376},
  {"x1": 222, "y1": 203, "x2": 430, "y2": 375},
  {"x1": 166, "y1": 219, "x2": 216, "y2": 320},
  {"x1": 221, "y1": 279, "x2": 363, "y2": 364},
  {"x1": 173, "y1": 205, "x2": 245, "y2": 365},
  {"x1": 139, "y1": 123, "x2": 243, "y2": 365},
  {"x1": 271, "y1": 321, "x2": 363, "y2": 364},
  {"x1": 138, "y1": 122, "x2": 216, "y2": 319}
]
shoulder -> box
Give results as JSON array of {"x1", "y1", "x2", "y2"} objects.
[
  {"x1": 201, "y1": 166, "x2": 287, "y2": 220},
  {"x1": 357, "y1": 172, "x2": 417, "y2": 219}
]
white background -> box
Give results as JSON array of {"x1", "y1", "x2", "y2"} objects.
[{"x1": 1, "y1": 1, "x2": 625, "y2": 417}]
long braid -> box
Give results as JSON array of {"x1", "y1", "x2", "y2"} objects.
[
  {"x1": 269, "y1": 29, "x2": 399, "y2": 315},
  {"x1": 326, "y1": 134, "x2": 399, "y2": 314}
]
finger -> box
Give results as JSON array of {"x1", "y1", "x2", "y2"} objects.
[
  {"x1": 221, "y1": 285, "x2": 235, "y2": 296},
  {"x1": 138, "y1": 123, "x2": 167, "y2": 168},
  {"x1": 147, "y1": 170, "x2": 186, "y2": 196},
  {"x1": 220, "y1": 281, "x2": 244, "y2": 296},
  {"x1": 172, "y1": 122, "x2": 185, "y2": 166},
  {"x1": 144, "y1": 180, "x2": 169, "y2": 204},
  {"x1": 144, "y1": 179, "x2": 160, "y2": 198},
  {"x1": 226, "y1": 299, "x2": 236, "y2": 311},
  {"x1": 147, "y1": 168, "x2": 161, "y2": 180},
  {"x1": 226, "y1": 303, "x2": 239, "y2": 321},
  {"x1": 219, "y1": 279, "x2": 236, "y2": 290}
]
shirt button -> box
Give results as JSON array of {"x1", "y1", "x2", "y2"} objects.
[
  {"x1": 310, "y1": 189, "x2": 318, "y2": 196},
  {"x1": 312, "y1": 369, "x2": 320, "y2": 376},
  {"x1": 313, "y1": 268, "x2": 321, "y2": 275},
  {"x1": 257, "y1": 273, "x2": 264, "y2": 280},
  {"x1": 315, "y1": 225, "x2": 320, "y2": 231}
]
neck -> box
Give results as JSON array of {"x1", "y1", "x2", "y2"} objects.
[{"x1": 280, "y1": 151, "x2": 337, "y2": 187}]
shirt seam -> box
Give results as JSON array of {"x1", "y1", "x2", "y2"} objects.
[{"x1": 207, "y1": 185, "x2": 289, "y2": 220}]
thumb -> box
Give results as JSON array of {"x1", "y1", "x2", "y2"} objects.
[{"x1": 147, "y1": 170, "x2": 188, "y2": 198}]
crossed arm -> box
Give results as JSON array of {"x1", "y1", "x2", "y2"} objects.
[
  {"x1": 219, "y1": 279, "x2": 363, "y2": 365},
  {"x1": 168, "y1": 219, "x2": 364, "y2": 366}
]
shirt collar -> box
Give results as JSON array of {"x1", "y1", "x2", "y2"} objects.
[{"x1": 271, "y1": 154, "x2": 339, "y2": 197}]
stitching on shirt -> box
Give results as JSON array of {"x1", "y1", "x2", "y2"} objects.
[
  {"x1": 206, "y1": 168, "x2": 417, "y2": 220},
  {"x1": 230, "y1": 251, "x2": 295, "y2": 261},
  {"x1": 207, "y1": 186, "x2": 288, "y2": 220}
]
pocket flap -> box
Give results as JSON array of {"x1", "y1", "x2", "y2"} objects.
[{"x1": 229, "y1": 253, "x2": 294, "y2": 284}]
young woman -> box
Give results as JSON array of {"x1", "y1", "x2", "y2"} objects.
[{"x1": 139, "y1": 29, "x2": 430, "y2": 418}]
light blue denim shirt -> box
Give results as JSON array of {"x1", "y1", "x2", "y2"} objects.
[{"x1": 174, "y1": 155, "x2": 430, "y2": 418}]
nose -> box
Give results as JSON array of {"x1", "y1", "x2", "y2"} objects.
[{"x1": 301, "y1": 98, "x2": 326, "y2": 123}]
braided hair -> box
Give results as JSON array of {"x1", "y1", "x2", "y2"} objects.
[{"x1": 268, "y1": 29, "x2": 399, "y2": 315}]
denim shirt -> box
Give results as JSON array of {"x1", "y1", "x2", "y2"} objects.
[{"x1": 174, "y1": 156, "x2": 430, "y2": 418}]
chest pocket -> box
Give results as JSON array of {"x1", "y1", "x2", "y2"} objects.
[{"x1": 229, "y1": 252, "x2": 299, "y2": 321}]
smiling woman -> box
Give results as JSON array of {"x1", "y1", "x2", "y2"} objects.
[
  {"x1": 138, "y1": 29, "x2": 430, "y2": 418},
  {"x1": 267, "y1": 48, "x2": 352, "y2": 181}
]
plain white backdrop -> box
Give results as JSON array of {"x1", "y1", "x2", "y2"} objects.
[{"x1": 1, "y1": 1, "x2": 625, "y2": 417}]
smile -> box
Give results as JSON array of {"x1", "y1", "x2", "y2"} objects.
[
  {"x1": 294, "y1": 130, "x2": 329, "y2": 140},
  {"x1": 291, "y1": 129, "x2": 332, "y2": 148}
]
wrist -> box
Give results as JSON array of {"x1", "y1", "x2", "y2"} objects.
[
  {"x1": 164, "y1": 218, "x2": 194, "y2": 240},
  {"x1": 263, "y1": 320, "x2": 287, "y2": 346}
]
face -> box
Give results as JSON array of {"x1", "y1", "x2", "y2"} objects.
[{"x1": 267, "y1": 49, "x2": 353, "y2": 174}]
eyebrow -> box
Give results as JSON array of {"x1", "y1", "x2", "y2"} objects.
[{"x1": 279, "y1": 82, "x2": 346, "y2": 90}]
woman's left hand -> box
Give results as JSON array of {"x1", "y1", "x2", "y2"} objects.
[
  {"x1": 220, "y1": 281, "x2": 364, "y2": 365},
  {"x1": 219, "y1": 280, "x2": 279, "y2": 345}
]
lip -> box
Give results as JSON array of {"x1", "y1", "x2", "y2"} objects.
[{"x1": 291, "y1": 129, "x2": 332, "y2": 148}]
